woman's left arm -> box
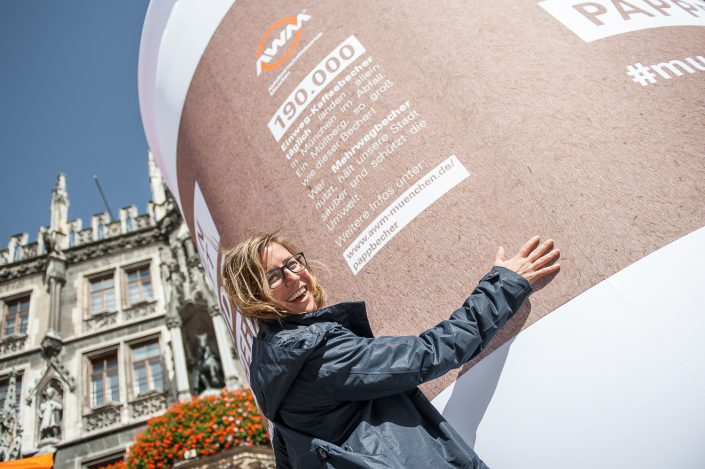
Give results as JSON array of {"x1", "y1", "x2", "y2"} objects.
[
  {"x1": 311, "y1": 237, "x2": 559, "y2": 401},
  {"x1": 311, "y1": 267, "x2": 528, "y2": 401}
]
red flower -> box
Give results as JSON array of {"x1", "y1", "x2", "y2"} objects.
[{"x1": 126, "y1": 388, "x2": 269, "y2": 469}]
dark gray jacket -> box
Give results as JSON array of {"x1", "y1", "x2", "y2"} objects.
[{"x1": 250, "y1": 266, "x2": 532, "y2": 468}]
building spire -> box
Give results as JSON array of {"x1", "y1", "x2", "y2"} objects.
[
  {"x1": 148, "y1": 151, "x2": 167, "y2": 220},
  {"x1": 49, "y1": 173, "x2": 69, "y2": 234},
  {"x1": 0, "y1": 370, "x2": 22, "y2": 461},
  {"x1": 148, "y1": 151, "x2": 166, "y2": 205}
]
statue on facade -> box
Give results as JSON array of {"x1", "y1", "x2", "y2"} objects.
[
  {"x1": 38, "y1": 386, "x2": 62, "y2": 441},
  {"x1": 188, "y1": 262, "x2": 208, "y2": 301},
  {"x1": 42, "y1": 230, "x2": 62, "y2": 256},
  {"x1": 159, "y1": 249, "x2": 174, "y2": 306},
  {"x1": 191, "y1": 334, "x2": 224, "y2": 393},
  {"x1": 171, "y1": 268, "x2": 185, "y2": 302},
  {"x1": 160, "y1": 247, "x2": 185, "y2": 308}
]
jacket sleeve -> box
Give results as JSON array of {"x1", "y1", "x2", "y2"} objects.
[{"x1": 312, "y1": 266, "x2": 531, "y2": 401}]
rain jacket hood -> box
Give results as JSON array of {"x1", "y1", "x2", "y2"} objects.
[{"x1": 252, "y1": 302, "x2": 373, "y2": 419}]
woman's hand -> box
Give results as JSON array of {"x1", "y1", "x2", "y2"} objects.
[{"x1": 494, "y1": 236, "x2": 561, "y2": 286}]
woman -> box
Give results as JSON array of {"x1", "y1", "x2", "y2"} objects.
[{"x1": 222, "y1": 234, "x2": 560, "y2": 468}]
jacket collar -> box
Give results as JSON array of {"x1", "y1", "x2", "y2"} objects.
[{"x1": 267, "y1": 301, "x2": 374, "y2": 338}]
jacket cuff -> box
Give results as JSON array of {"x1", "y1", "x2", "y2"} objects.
[{"x1": 486, "y1": 266, "x2": 532, "y2": 298}]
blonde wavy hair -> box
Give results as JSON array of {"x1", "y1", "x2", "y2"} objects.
[{"x1": 221, "y1": 233, "x2": 327, "y2": 322}]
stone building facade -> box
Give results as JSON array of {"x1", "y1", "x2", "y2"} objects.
[{"x1": 0, "y1": 154, "x2": 242, "y2": 468}]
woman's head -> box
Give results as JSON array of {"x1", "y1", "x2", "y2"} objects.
[{"x1": 221, "y1": 233, "x2": 326, "y2": 321}]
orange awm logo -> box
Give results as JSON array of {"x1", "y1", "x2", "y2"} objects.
[{"x1": 256, "y1": 13, "x2": 311, "y2": 76}]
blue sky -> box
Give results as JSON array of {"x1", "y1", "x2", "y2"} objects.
[{"x1": 0, "y1": 0, "x2": 151, "y2": 246}]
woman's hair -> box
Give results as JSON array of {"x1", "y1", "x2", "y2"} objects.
[{"x1": 221, "y1": 233, "x2": 326, "y2": 322}]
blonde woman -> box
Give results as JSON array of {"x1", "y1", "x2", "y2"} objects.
[{"x1": 223, "y1": 234, "x2": 560, "y2": 468}]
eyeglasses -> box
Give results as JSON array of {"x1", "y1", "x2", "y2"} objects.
[{"x1": 266, "y1": 252, "x2": 307, "y2": 289}]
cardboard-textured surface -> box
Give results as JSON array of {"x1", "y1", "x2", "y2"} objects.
[{"x1": 171, "y1": 0, "x2": 705, "y2": 397}]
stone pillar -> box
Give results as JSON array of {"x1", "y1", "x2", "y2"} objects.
[
  {"x1": 45, "y1": 253, "x2": 66, "y2": 334},
  {"x1": 209, "y1": 305, "x2": 240, "y2": 388},
  {"x1": 166, "y1": 315, "x2": 192, "y2": 402}
]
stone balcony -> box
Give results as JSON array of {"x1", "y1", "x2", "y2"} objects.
[
  {"x1": 128, "y1": 390, "x2": 167, "y2": 419},
  {"x1": 0, "y1": 334, "x2": 28, "y2": 356},
  {"x1": 123, "y1": 300, "x2": 157, "y2": 322},
  {"x1": 82, "y1": 301, "x2": 157, "y2": 334},
  {"x1": 83, "y1": 403, "x2": 122, "y2": 433},
  {"x1": 83, "y1": 310, "x2": 119, "y2": 333}
]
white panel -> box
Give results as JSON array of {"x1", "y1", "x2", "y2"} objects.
[
  {"x1": 138, "y1": 0, "x2": 177, "y2": 184},
  {"x1": 141, "y1": 0, "x2": 236, "y2": 210},
  {"x1": 608, "y1": 227, "x2": 705, "y2": 390},
  {"x1": 433, "y1": 228, "x2": 705, "y2": 469}
]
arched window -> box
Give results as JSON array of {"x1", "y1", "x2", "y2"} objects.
[
  {"x1": 125, "y1": 217, "x2": 133, "y2": 232},
  {"x1": 69, "y1": 230, "x2": 76, "y2": 247},
  {"x1": 97, "y1": 224, "x2": 104, "y2": 240},
  {"x1": 13, "y1": 245, "x2": 21, "y2": 262}
]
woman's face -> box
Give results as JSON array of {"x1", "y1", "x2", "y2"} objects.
[{"x1": 261, "y1": 242, "x2": 318, "y2": 314}]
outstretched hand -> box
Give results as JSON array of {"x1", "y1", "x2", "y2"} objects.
[{"x1": 494, "y1": 236, "x2": 561, "y2": 286}]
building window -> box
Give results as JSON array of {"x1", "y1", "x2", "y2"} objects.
[
  {"x1": 131, "y1": 341, "x2": 163, "y2": 395},
  {"x1": 89, "y1": 274, "x2": 115, "y2": 314},
  {"x1": 125, "y1": 265, "x2": 153, "y2": 306},
  {"x1": 69, "y1": 230, "x2": 76, "y2": 247},
  {"x1": 90, "y1": 352, "x2": 119, "y2": 407},
  {"x1": 13, "y1": 245, "x2": 21, "y2": 262},
  {"x1": 3, "y1": 296, "x2": 29, "y2": 337}
]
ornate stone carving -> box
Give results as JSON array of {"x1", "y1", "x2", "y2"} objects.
[
  {"x1": 38, "y1": 385, "x2": 63, "y2": 442},
  {"x1": 45, "y1": 256, "x2": 67, "y2": 285},
  {"x1": 157, "y1": 209, "x2": 180, "y2": 235},
  {"x1": 189, "y1": 262, "x2": 209, "y2": 301},
  {"x1": 42, "y1": 231, "x2": 62, "y2": 256},
  {"x1": 49, "y1": 357, "x2": 76, "y2": 392},
  {"x1": 191, "y1": 334, "x2": 224, "y2": 393},
  {"x1": 0, "y1": 206, "x2": 180, "y2": 282},
  {"x1": 129, "y1": 392, "x2": 167, "y2": 419},
  {"x1": 21, "y1": 243, "x2": 39, "y2": 259},
  {"x1": 0, "y1": 335, "x2": 27, "y2": 356},
  {"x1": 84, "y1": 310, "x2": 118, "y2": 332},
  {"x1": 83, "y1": 404, "x2": 121, "y2": 433},
  {"x1": 76, "y1": 228, "x2": 93, "y2": 245},
  {"x1": 0, "y1": 257, "x2": 46, "y2": 282},
  {"x1": 24, "y1": 359, "x2": 75, "y2": 408},
  {"x1": 165, "y1": 314, "x2": 182, "y2": 329},
  {"x1": 123, "y1": 301, "x2": 156, "y2": 322},
  {"x1": 208, "y1": 304, "x2": 221, "y2": 318},
  {"x1": 0, "y1": 370, "x2": 23, "y2": 462},
  {"x1": 40, "y1": 332, "x2": 63, "y2": 358},
  {"x1": 65, "y1": 227, "x2": 163, "y2": 265},
  {"x1": 106, "y1": 221, "x2": 122, "y2": 238},
  {"x1": 134, "y1": 214, "x2": 152, "y2": 230}
]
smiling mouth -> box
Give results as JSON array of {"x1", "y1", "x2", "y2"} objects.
[{"x1": 287, "y1": 286, "x2": 308, "y2": 302}]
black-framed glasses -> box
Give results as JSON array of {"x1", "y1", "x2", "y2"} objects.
[{"x1": 266, "y1": 252, "x2": 307, "y2": 289}]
